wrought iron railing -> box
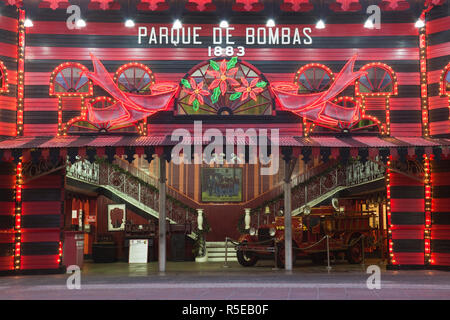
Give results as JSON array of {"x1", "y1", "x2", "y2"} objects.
[
  {"x1": 247, "y1": 159, "x2": 385, "y2": 230},
  {"x1": 66, "y1": 159, "x2": 197, "y2": 227},
  {"x1": 66, "y1": 159, "x2": 100, "y2": 184}
]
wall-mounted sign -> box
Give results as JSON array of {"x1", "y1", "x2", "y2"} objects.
[
  {"x1": 138, "y1": 26, "x2": 313, "y2": 57},
  {"x1": 108, "y1": 204, "x2": 126, "y2": 231},
  {"x1": 129, "y1": 239, "x2": 148, "y2": 264}
]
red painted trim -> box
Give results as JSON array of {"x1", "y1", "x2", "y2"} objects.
[
  {"x1": 426, "y1": 16, "x2": 450, "y2": 35},
  {"x1": 391, "y1": 229, "x2": 424, "y2": 240},
  {"x1": 0, "y1": 16, "x2": 19, "y2": 33},
  {"x1": 22, "y1": 202, "x2": 62, "y2": 215}
]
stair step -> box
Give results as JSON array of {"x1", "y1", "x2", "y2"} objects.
[
  {"x1": 204, "y1": 241, "x2": 238, "y2": 262},
  {"x1": 207, "y1": 252, "x2": 236, "y2": 257},
  {"x1": 208, "y1": 257, "x2": 238, "y2": 262}
]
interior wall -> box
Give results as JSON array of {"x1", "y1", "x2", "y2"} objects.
[{"x1": 389, "y1": 166, "x2": 425, "y2": 266}]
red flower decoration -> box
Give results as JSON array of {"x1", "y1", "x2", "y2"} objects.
[
  {"x1": 234, "y1": 78, "x2": 264, "y2": 101},
  {"x1": 183, "y1": 78, "x2": 210, "y2": 105},
  {"x1": 207, "y1": 60, "x2": 239, "y2": 95}
]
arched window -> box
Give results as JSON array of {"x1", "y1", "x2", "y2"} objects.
[
  {"x1": 440, "y1": 63, "x2": 450, "y2": 96},
  {"x1": 63, "y1": 96, "x2": 139, "y2": 135},
  {"x1": 0, "y1": 61, "x2": 8, "y2": 93},
  {"x1": 113, "y1": 63, "x2": 156, "y2": 135},
  {"x1": 114, "y1": 63, "x2": 155, "y2": 94},
  {"x1": 50, "y1": 63, "x2": 93, "y2": 136},
  {"x1": 355, "y1": 63, "x2": 398, "y2": 135},
  {"x1": 49, "y1": 63, "x2": 92, "y2": 96},
  {"x1": 293, "y1": 63, "x2": 334, "y2": 135},
  {"x1": 294, "y1": 63, "x2": 334, "y2": 94},
  {"x1": 176, "y1": 57, "x2": 273, "y2": 116}
]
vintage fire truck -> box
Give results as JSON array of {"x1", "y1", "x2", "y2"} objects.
[{"x1": 236, "y1": 206, "x2": 378, "y2": 267}]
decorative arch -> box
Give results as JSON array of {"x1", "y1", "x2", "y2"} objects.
[
  {"x1": 176, "y1": 57, "x2": 273, "y2": 116},
  {"x1": 49, "y1": 62, "x2": 94, "y2": 136},
  {"x1": 440, "y1": 62, "x2": 450, "y2": 96},
  {"x1": 293, "y1": 63, "x2": 335, "y2": 135},
  {"x1": 355, "y1": 62, "x2": 398, "y2": 135},
  {"x1": 0, "y1": 61, "x2": 8, "y2": 93},
  {"x1": 113, "y1": 62, "x2": 156, "y2": 135},
  {"x1": 62, "y1": 96, "x2": 139, "y2": 135},
  {"x1": 49, "y1": 62, "x2": 93, "y2": 96}
]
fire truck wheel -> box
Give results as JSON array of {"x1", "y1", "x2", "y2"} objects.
[
  {"x1": 310, "y1": 253, "x2": 325, "y2": 265},
  {"x1": 346, "y1": 235, "x2": 363, "y2": 264},
  {"x1": 276, "y1": 243, "x2": 297, "y2": 268},
  {"x1": 237, "y1": 247, "x2": 258, "y2": 267}
]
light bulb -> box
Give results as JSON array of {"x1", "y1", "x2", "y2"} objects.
[
  {"x1": 125, "y1": 19, "x2": 135, "y2": 28},
  {"x1": 24, "y1": 19, "x2": 33, "y2": 28},
  {"x1": 173, "y1": 19, "x2": 182, "y2": 29},
  {"x1": 415, "y1": 19, "x2": 425, "y2": 28},
  {"x1": 219, "y1": 20, "x2": 229, "y2": 28},
  {"x1": 266, "y1": 19, "x2": 275, "y2": 27},
  {"x1": 76, "y1": 19, "x2": 86, "y2": 28},
  {"x1": 364, "y1": 19, "x2": 374, "y2": 29}
]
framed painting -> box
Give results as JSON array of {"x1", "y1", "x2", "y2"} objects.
[
  {"x1": 108, "y1": 204, "x2": 126, "y2": 231},
  {"x1": 201, "y1": 167, "x2": 242, "y2": 202}
]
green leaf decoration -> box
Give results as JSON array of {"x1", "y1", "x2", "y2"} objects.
[
  {"x1": 211, "y1": 87, "x2": 221, "y2": 104},
  {"x1": 256, "y1": 81, "x2": 267, "y2": 88},
  {"x1": 192, "y1": 99, "x2": 199, "y2": 111},
  {"x1": 210, "y1": 60, "x2": 220, "y2": 71},
  {"x1": 227, "y1": 56, "x2": 238, "y2": 70},
  {"x1": 181, "y1": 79, "x2": 191, "y2": 89},
  {"x1": 230, "y1": 92, "x2": 242, "y2": 101}
]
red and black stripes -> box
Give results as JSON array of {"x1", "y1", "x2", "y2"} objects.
[
  {"x1": 17, "y1": 9, "x2": 425, "y2": 137},
  {"x1": 0, "y1": 6, "x2": 18, "y2": 137},
  {"x1": 0, "y1": 161, "x2": 15, "y2": 271},
  {"x1": 387, "y1": 160, "x2": 425, "y2": 267},
  {"x1": 427, "y1": 4, "x2": 450, "y2": 136},
  {"x1": 19, "y1": 170, "x2": 64, "y2": 271},
  {"x1": 431, "y1": 158, "x2": 450, "y2": 267}
]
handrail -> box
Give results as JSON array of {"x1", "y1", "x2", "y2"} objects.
[{"x1": 66, "y1": 159, "x2": 198, "y2": 227}]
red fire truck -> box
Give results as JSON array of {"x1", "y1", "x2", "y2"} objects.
[{"x1": 236, "y1": 206, "x2": 378, "y2": 268}]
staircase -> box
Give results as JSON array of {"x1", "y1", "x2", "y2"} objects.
[
  {"x1": 205, "y1": 241, "x2": 237, "y2": 262},
  {"x1": 246, "y1": 159, "x2": 386, "y2": 227},
  {"x1": 66, "y1": 158, "x2": 198, "y2": 228}
]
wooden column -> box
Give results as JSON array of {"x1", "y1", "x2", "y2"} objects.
[{"x1": 158, "y1": 155, "x2": 167, "y2": 272}]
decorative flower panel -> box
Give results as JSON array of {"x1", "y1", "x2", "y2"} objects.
[{"x1": 177, "y1": 57, "x2": 272, "y2": 116}]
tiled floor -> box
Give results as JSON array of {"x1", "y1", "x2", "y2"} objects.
[{"x1": 0, "y1": 259, "x2": 449, "y2": 300}]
